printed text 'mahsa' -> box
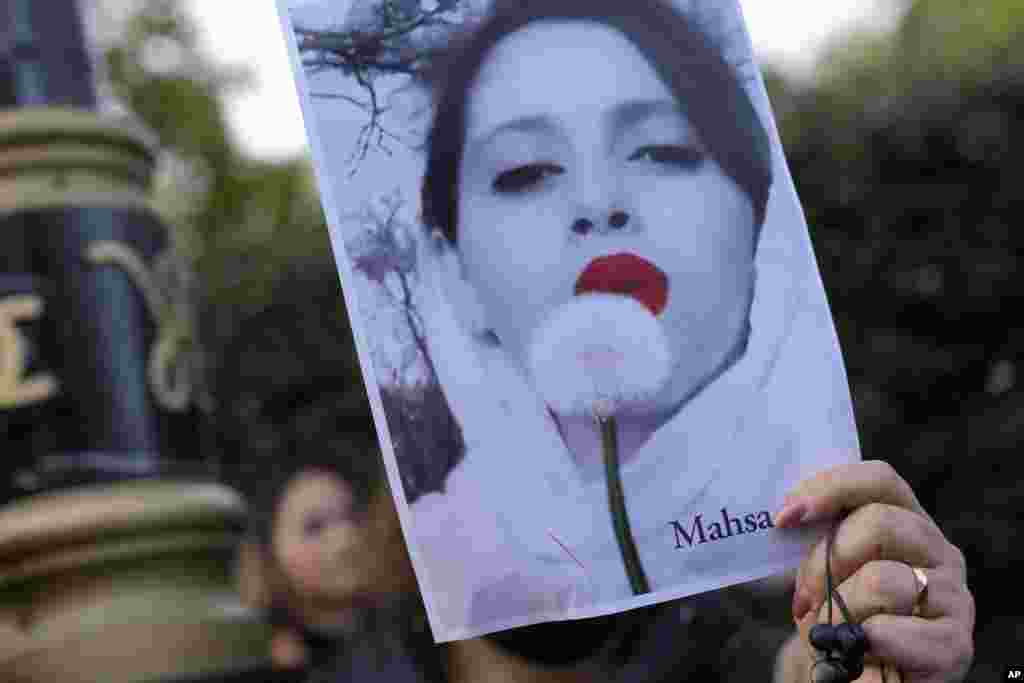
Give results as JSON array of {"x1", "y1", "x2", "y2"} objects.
[{"x1": 668, "y1": 508, "x2": 775, "y2": 548}]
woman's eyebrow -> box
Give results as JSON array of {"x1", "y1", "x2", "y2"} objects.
[
  {"x1": 609, "y1": 98, "x2": 683, "y2": 132},
  {"x1": 465, "y1": 115, "x2": 557, "y2": 158}
]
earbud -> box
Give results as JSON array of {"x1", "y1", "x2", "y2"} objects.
[
  {"x1": 834, "y1": 622, "x2": 867, "y2": 660},
  {"x1": 811, "y1": 657, "x2": 852, "y2": 683},
  {"x1": 808, "y1": 518, "x2": 869, "y2": 683},
  {"x1": 809, "y1": 623, "x2": 838, "y2": 652},
  {"x1": 841, "y1": 653, "x2": 864, "y2": 680}
]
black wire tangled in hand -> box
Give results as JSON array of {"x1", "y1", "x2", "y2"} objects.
[{"x1": 808, "y1": 517, "x2": 869, "y2": 683}]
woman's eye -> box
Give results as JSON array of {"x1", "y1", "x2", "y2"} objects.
[
  {"x1": 492, "y1": 163, "x2": 565, "y2": 194},
  {"x1": 303, "y1": 514, "x2": 328, "y2": 538},
  {"x1": 628, "y1": 145, "x2": 704, "y2": 169}
]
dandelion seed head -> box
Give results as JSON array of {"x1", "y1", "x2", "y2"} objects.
[{"x1": 527, "y1": 294, "x2": 671, "y2": 417}]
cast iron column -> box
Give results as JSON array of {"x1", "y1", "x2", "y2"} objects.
[
  {"x1": 0, "y1": 0, "x2": 204, "y2": 501},
  {"x1": 0, "y1": 2, "x2": 272, "y2": 680}
]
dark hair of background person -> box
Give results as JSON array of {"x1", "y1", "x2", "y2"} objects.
[
  {"x1": 212, "y1": 262, "x2": 386, "y2": 545},
  {"x1": 420, "y1": 0, "x2": 774, "y2": 249},
  {"x1": 243, "y1": 410, "x2": 386, "y2": 550}
]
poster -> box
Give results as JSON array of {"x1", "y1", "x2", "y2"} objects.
[{"x1": 275, "y1": 0, "x2": 861, "y2": 642}]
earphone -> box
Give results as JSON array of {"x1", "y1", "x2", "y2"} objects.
[{"x1": 808, "y1": 517, "x2": 868, "y2": 682}]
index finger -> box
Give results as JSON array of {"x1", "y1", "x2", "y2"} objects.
[{"x1": 776, "y1": 460, "x2": 932, "y2": 528}]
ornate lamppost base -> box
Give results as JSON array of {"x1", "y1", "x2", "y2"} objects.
[{"x1": 0, "y1": 479, "x2": 272, "y2": 682}]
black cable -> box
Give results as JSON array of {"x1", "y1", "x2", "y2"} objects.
[
  {"x1": 825, "y1": 523, "x2": 855, "y2": 625},
  {"x1": 809, "y1": 516, "x2": 868, "y2": 683}
]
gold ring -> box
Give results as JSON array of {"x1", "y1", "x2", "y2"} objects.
[{"x1": 909, "y1": 565, "x2": 928, "y2": 616}]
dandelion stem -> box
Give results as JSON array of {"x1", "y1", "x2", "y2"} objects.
[{"x1": 599, "y1": 414, "x2": 650, "y2": 595}]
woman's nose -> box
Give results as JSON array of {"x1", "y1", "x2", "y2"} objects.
[
  {"x1": 573, "y1": 158, "x2": 619, "y2": 215},
  {"x1": 570, "y1": 161, "x2": 632, "y2": 236},
  {"x1": 570, "y1": 210, "x2": 633, "y2": 236},
  {"x1": 324, "y1": 520, "x2": 360, "y2": 553}
]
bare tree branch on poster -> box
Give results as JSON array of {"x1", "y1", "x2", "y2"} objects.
[
  {"x1": 294, "y1": 0, "x2": 480, "y2": 164},
  {"x1": 294, "y1": 0, "x2": 757, "y2": 167},
  {"x1": 344, "y1": 191, "x2": 462, "y2": 499},
  {"x1": 345, "y1": 191, "x2": 437, "y2": 385}
]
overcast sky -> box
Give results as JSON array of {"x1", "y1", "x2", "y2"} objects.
[{"x1": 182, "y1": 0, "x2": 901, "y2": 160}]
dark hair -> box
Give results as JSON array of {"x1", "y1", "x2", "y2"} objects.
[
  {"x1": 212, "y1": 262, "x2": 386, "y2": 548},
  {"x1": 421, "y1": 0, "x2": 774, "y2": 243},
  {"x1": 245, "y1": 409, "x2": 386, "y2": 549}
]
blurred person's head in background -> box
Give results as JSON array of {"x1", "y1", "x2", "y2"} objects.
[
  {"x1": 215, "y1": 264, "x2": 417, "y2": 671},
  {"x1": 236, "y1": 417, "x2": 417, "y2": 671}
]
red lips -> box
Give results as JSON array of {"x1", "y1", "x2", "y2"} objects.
[{"x1": 574, "y1": 253, "x2": 669, "y2": 316}]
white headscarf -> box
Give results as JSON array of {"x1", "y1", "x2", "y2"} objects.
[{"x1": 405, "y1": 0, "x2": 859, "y2": 642}]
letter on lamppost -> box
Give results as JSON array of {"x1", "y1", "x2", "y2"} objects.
[{"x1": 0, "y1": 294, "x2": 58, "y2": 408}]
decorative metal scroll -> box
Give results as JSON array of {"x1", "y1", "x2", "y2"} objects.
[{"x1": 85, "y1": 241, "x2": 201, "y2": 413}]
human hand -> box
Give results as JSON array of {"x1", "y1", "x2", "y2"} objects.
[{"x1": 774, "y1": 460, "x2": 974, "y2": 682}]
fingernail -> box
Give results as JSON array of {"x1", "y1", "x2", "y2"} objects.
[{"x1": 774, "y1": 499, "x2": 809, "y2": 528}]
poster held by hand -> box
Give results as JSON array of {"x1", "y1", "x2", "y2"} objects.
[{"x1": 275, "y1": 0, "x2": 861, "y2": 643}]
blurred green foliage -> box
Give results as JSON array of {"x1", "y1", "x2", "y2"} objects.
[
  {"x1": 98, "y1": 0, "x2": 1022, "y2": 678},
  {"x1": 99, "y1": 0, "x2": 370, "y2": 503},
  {"x1": 103, "y1": 0, "x2": 340, "y2": 337}
]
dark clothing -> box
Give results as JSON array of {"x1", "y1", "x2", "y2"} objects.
[{"x1": 318, "y1": 586, "x2": 793, "y2": 682}]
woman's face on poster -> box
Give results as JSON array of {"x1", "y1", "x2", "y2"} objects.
[{"x1": 454, "y1": 20, "x2": 759, "y2": 413}]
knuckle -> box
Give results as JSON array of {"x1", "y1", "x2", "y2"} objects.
[
  {"x1": 871, "y1": 459, "x2": 916, "y2": 501},
  {"x1": 868, "y1": 459, "x2": 899, "y2": 484},
  {"x1": 893, "y1": 475, "x2": 917, "y2": 505},
  {"x1": 858, "y1": 561, "x2": 890, "y2": 599},
  {"x1": 861, "y1": 501, "x2": 892, "y2": 530},
  {"x1": 858, "y1": 503, "x2": 896, "y2": 559}
]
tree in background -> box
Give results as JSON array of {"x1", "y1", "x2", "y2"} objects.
[
  {"x1": 96, "y1": 0, "x2": 369, "y2": 485},
  {"x1": 773, "y1": 1, "x2": 1024, "y2": 679},
  {"x1": 102, "y1": 0, "x2": 332, "y2": 332}
]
